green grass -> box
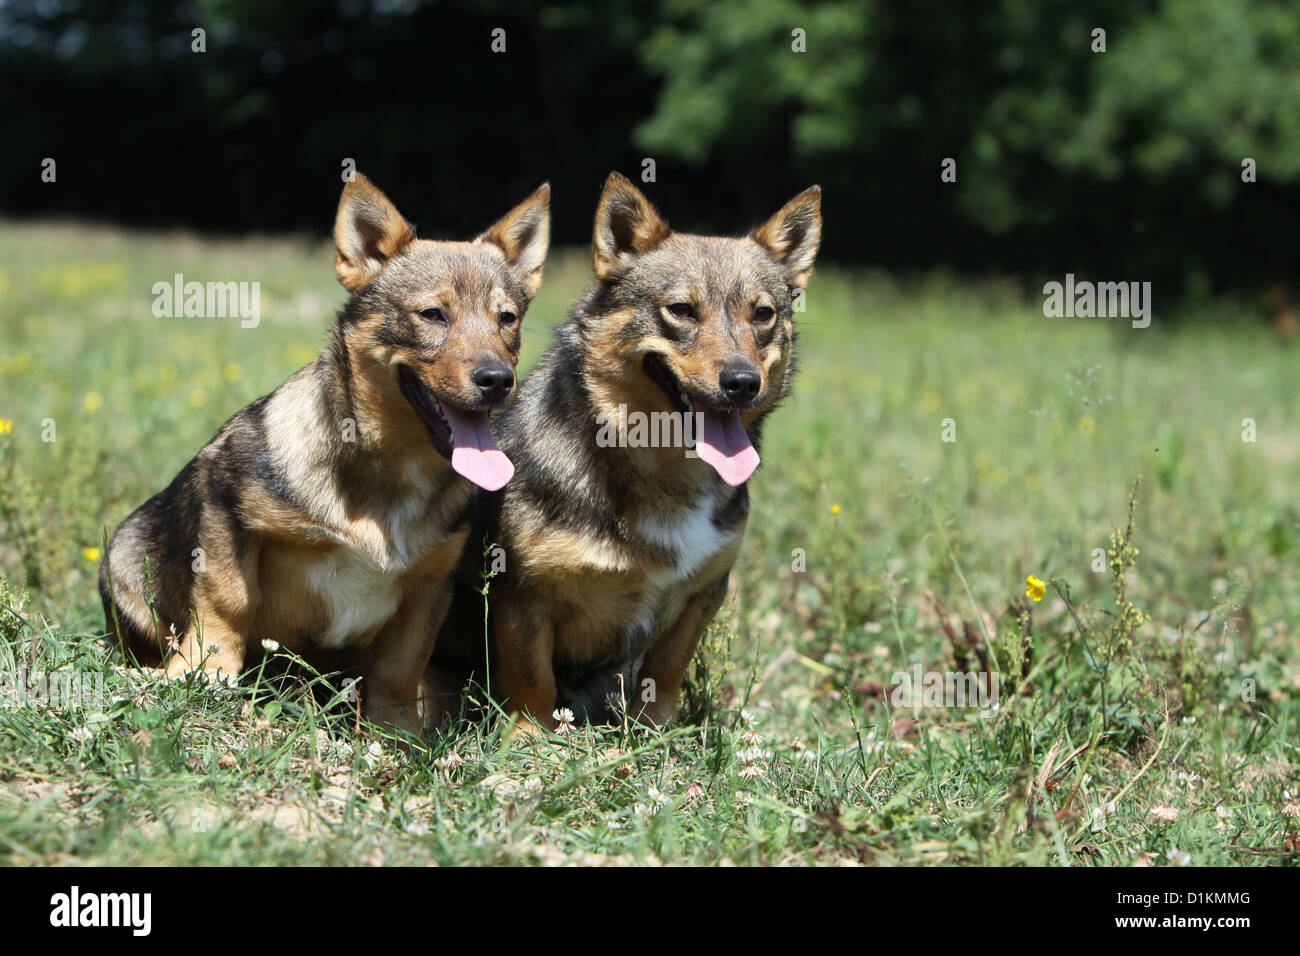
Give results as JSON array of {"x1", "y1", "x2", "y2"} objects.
[{"x1": 1, "y1": 221, "x2": 1297, "y2": 866}]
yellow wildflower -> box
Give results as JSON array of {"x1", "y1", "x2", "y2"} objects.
[
  {"x1": 82, "y1": 547, "x2": 101, "y2": 563},
  {"x1": 1026, "y1": 574, "x2": 1046, "y2": 602}
]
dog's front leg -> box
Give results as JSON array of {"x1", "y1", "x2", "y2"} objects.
[
  {"x1": 420, "y1": 659, "x2": 470, "y2": 735},
  {"x1": 164, "y1": 536, "x2": 259, "y2": 683},
  {"x1": 634, "y1": 574, "x2": 729, "y2": 727},
  {"x1": 364, "y1": 581, "x2": 450, "y2": 741},
  {"x1": 492, "y1": 591, "x2": 557, "y2": 737}
]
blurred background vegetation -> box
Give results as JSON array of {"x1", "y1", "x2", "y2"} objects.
[{"x1": 2, "y1": 0, "x2": 1299, "y2": 303}]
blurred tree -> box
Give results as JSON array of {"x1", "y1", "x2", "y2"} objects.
[
  {"x1": 2, "y1": 0, "x2": 1297, "y2": 295},
  {"x1": 633, "y1": 0, "x2": 1300, "y2": 290}
]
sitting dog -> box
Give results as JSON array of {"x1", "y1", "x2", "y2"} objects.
[
  {"x1": 429, "y1": 172, "x2": 819, "y2": 733},
  {"x1": 101, "y1": 172, "x2": 549, "y2": 736}
]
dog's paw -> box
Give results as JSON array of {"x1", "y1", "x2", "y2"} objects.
[
  {"x1": 507, "y1": 715, "x2": 552, "y2": 741},
  {"x1": 165, "y1": 661, "x2": 239, "y2": 689}
]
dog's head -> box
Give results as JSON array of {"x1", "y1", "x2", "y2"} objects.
[
  {"x1": 581, "y1": 172, "x2": 820, "y2": 486},
  {"x1": 333, "y1": 173, "x2": 549, "y2": 490}
]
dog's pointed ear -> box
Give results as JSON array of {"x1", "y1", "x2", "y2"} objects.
[
  {"x1": 592, "y1": 172, "x2": 671, "y2": 281},
  {"x1": 752, "y1": 186, "x2": 822, "y2": 290},
  {"x1": 334, "y1": 173, "x2": 416, "y2": 293},
  {"x1": 477, "y1": 183, "x2": 551, "y2": 299}
]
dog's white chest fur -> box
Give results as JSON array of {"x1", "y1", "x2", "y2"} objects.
[
  {"x1": 633, "y1": 492, "x2": 736, "y2": 632},
  {"x1": 304, "y1": 548, "x2": 405, "y2": 648},
  {"x1": 638, "y1": 495, "x2": 732, "y2": 581},
  {"x1": 297, "y1": 474, "x2": 441, "y2": 649}
]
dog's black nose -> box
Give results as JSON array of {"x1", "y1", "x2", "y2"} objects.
[
  {"x1": 472, "y1": 365, "x2": 514, "y2": 401},
  {"x1": 719, "y1": 367, "x2": 761, "y2": 404}
]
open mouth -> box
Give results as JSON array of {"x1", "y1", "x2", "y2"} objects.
[
  {"x1": 643, "y1": 353, "x2": 692, "y2": 414},
  {"x1": 396, "y1": 365, "x2": 514, "y2": 491},
  {"x1": 641, "y1": 354, "x2": 761, "y2": 487},
  {"x1": 398, "y1": 364, "x2": 453, "y2": 456}
]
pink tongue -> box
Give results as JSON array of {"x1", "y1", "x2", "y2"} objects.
[
  {"x1": 693, "y1": 404, "x2": 760, "y2": 486},
  {"x1": 439, "y1": 405, "x2": 514, "y2": 491}
]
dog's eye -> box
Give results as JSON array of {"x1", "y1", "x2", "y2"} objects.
[
  {"x1": 754, "y1": 306, "x2": 776, "y2": 323},
  {"x1": 499, "y1": 311, "x2": 517, "y2": 325},
  {"x1": 418, "y1": 307, "x2": 445, "y2": 323},
  {"x1": 667, "y1": 303, "x2": 695, "y2": 320}
]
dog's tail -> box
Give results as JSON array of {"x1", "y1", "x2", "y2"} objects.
[{"x1": 99, "y1": 551, "x2": 165, "y2": 667}]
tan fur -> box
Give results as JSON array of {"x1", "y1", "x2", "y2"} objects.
[
  {"x1": 103, "y1": 174, "x2": 550, "y2": 740},
  {"x1": 468, "y1": 173, "x2": 819, "y2": 733}
]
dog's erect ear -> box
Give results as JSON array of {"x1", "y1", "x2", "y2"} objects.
[
  {"x1": 592, "y1": 172, "x2": 671, "y2": 281},
  {"x1": 334, "y1": 173, "x2": 416, "y2": 293},
  {"x1": 476, "y1": 183, "x2": 551, "y2": 299},
  {"x1": 751, "y1": 186, "x2": 822, "y2": 290}
]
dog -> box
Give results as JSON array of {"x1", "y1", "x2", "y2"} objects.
[
  {"x1": 428, "y1": 172, "x2": 820, "y2": 733},
  {"x1": 100, "y1": 172, "x2": 549, "y2": 736}
]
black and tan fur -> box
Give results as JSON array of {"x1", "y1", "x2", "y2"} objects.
[
  {"x1": 100, "y1": 173, "x2": 550, "y2": 736},
  {"x1": 430, "y1": 172, "x2": 820, "y2": 733}
]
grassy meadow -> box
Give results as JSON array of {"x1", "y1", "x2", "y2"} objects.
[{"x1": 0, "y1": 220, "x2": 1297, "y2": 866}]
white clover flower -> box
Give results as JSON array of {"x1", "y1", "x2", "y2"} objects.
[
  {"x1": 553, "y1": 707, "x2": 576, "y2": 734},
  {"x1": 1149, "y1": 804, "x2": 1180, "y2": 823},
  {"x1": 69, "y1": 726, "x2": 93, "y2": 744},
  {"x1": 1166, "y1": 848, "x2": 1191, "y2": 867},
  {"x1": 433, "y1": 750, "x2": 464, "y2": 772},
  {"x1": 261, "y1": 639, "x2": 280, "y2": 652},
  {"x1": 736, "y1": 747, "x2": 769, "y2": 779}
]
